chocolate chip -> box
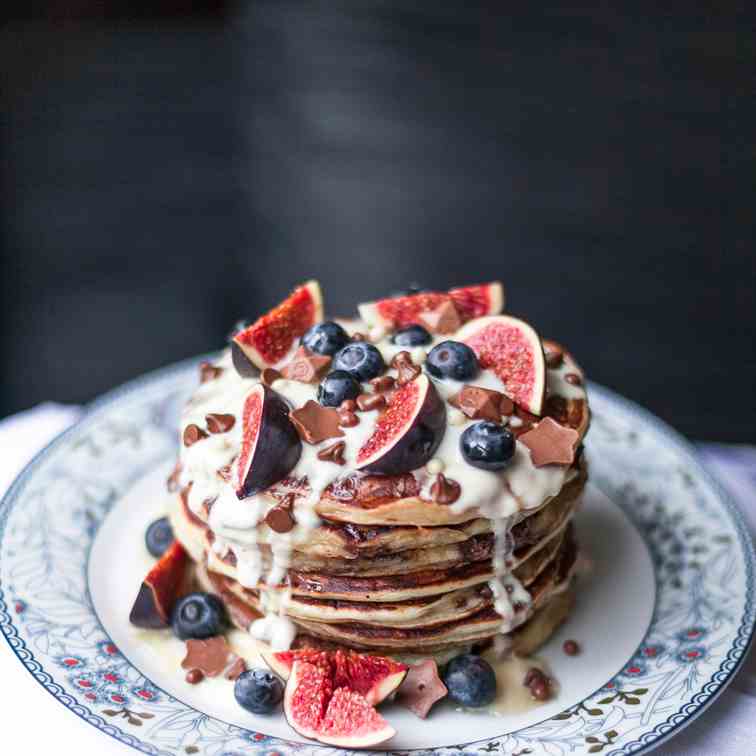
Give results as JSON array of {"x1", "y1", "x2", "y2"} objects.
[
  {"x1": 261, "y1": 367, "x2": 282, "y2": 386},
  {"x1": 265, "y1": 494, "x2": 296, "y2": 534},
  {"x1": 205, "y1": 413, "x2": 235, "y2": 434},
  {"x1": 519, "y1": 417, "x2": 580, "y2": 467},
  {"x1": 338, "y1": 409, "x2": 359, "y2": 427},
  {"x1": 356, "y1": 393, "x2": 387, "y2": 412},
  {"x1": 523, "y1": 667, "x2": 552, "y2": 701},
  {"x1": 281, "y1": 346, "x2": 331, "y2": 383},
  {"x1": 430, "y1": 473, "x2": 461, "y2": 505},
  {"x1": 317, "y1": 441, "x2": 346, "y2": 465},
  {"x1": 530, "y1": 679, "x2": 551, "y2": 701},
  {"x1": 199, "y1": 362, "x2": 223, "y2": 383},
  {"x1": 391, "y1": 351, "x2": 421, "y2": 384},
  {"x1": 339, "y1": 399, "x2": 357, "y2": 412},
  {"x1": 351, "y1": 332, "x2": 368, "y2": 342},
  {"x1": 449, "y1": 385, "x2": 503, "y2": 422},
  {"x1": 370, "y1": 375, "x2": 396, "y2": 392},
  {"x1": 564, "y1": 373, "x2": 582, "y2": 386},
  {"x1": 183, "y1": 424, "x2": 208, "y2": 447},
  {"x1": 185, "y1": 668, "x2": 204, "y2": 684},
  {"x1": 563, "y1": 639, "x2": 580, "y2": 656},
  {"x1": 545, "y1": 347, "x2": 564, "y2": 369},
  {"x1": 290, "y1": 400, "x2": 344, "y2": 444}
]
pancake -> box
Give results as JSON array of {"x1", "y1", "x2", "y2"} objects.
[{"x1": 170, "y1": 310, "x2": 591, "y2": 659}]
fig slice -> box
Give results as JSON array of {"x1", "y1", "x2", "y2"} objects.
[
  {"x1": 129, "y1": 541, "x2": 191, "y2": 629},
  {"x1": 457, "y1": 314, "x2": 546, "y2": 416},
  {"x1": 284, "y1": 661, "x2": 396, "y2": 748},
  {"x1": 358, "y1": 281, "x2": 503, "y2": 330},
  {"x1": 261, "y1": 648, "x2": 408, "y2": 705},
  {"x1": 233, "y1": 280, "x2": 323, "y2": 369},
  {"x1": 236, "y1": 384, "x2": 302, "y2": 498},
  {"x1": 356, "y1": 373, "x2": 446, "y2": 475}
]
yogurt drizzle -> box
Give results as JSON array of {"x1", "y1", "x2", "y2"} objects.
[{"x1": 178, "y1": 330, "x2": 587, "y2": 647}]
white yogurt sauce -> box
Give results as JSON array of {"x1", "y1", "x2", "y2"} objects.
[{"x1": 177, "y1": 322, "x2": 586, "y2": 647}]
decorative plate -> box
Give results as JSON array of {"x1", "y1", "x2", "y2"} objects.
[{"x1": 1, "y1": 358, "x2": 753, "y2": 755}]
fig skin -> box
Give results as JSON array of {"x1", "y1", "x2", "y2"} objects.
[
  {"x1": 237, "y1": 385, "x2": 302, "y2": 498},
  {"x1": 231, "y1": 341, "x2": 260, "y2": 378},
  {"x1": 359, "y1": 375, "x2": 446, "y2": 476},
  {"x1": 129, "y1": 541, "x2": 191, "y2": 629}
]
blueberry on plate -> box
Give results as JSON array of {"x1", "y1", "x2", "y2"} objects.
[
  {"x1": 443, "y1": 654, "x2": 497, "y2": 707},
  {"x1": 145, "y1": 516, "x2": 174, "y2": 558},
  {"x1": 461, "y1": 421, "x2": 515, "y2": 471},
  {"x1": 332, "y1": 341, "x2": 385, "y2": 381},
  {"x1": 234, "y1": 668, "x2": 284, "y2": 714},
  {"x1": 425, "y1": 341, "x2": 479, "y2": 381},
  {"x1": 318, "y1": 370, "x2": 362, "y2": 407},
  {"x1": 302, "y1": 321, "x2": 350, "y2": 356},
  {"x1": 171, "y1": 593, "x2": 227, "y2": 640},
  {"x1": 392, "y1": 324, "x2": 432, "y2": 347}
]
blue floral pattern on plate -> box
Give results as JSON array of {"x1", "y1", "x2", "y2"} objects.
[{"x1": 1, "y1": 358, "x2": 754, "y2": 755}]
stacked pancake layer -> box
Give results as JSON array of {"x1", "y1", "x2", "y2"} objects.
[{"x1": 172, "y1": 325, "x2": 590, "y2": 657}]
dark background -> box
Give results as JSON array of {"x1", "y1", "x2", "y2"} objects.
[{"x1": 2, "y1": 3, "x2": 754, "y2": 441}]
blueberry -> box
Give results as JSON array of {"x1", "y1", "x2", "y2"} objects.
[
  {"x1": 234, "y1": 668, "x2": 284, "y2": 714},
  {"x1": 460, "y1": 421, "x2": 515, "y2": 471},
  {"x1": 425, "y1": 341, "x2": 479, "y2": 381},
  {"x1": 171, "y1": 593, "x2": 227, "y2": 640},
  {"x1": 332, "y1": 341, "x2": 385, "y2": 381},
  {"x1": 145, "y1": 516, "x2": 173, "y2": 558},
  {"x1": 318, "y1": 370, "x2": 362, "y2": 407},
  {"x1": 392, "y1": 324, "x2": 432, "y2": 347},
  {"x1": 302, "y1": 321, "x2": 350, "y2": 356},
  {"x1": 227, "y1": 318, "x2": 251, "y2": 343},
  {"x1": 443, "y1": 654, "x2": 497, "y2": 707}
]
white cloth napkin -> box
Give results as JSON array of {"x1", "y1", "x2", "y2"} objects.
[{"x1": 0, "y1": 404, "x2": 753, "y2": 754}]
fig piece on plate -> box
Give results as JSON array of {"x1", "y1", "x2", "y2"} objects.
[
  {"x1": 236, "y1": 384, "x2": 302, "y2": 498},
  {"x1": 233, "y1": 280, "x2": 323, "y2": 369},
  {"x1": 457, "y1": 314, "x2": 546, "y2": 416},
  {"x1": 262, "y1": 648, "x2": 408, "y2": 705},
  {"x1": 284, "y1": 660, "x2": 396, "y2": 748},
  {"x1": 356, "y1": 373, "x2": 446, "y2": 475},
  {"x1": 358, "y1": 282, "x2": 503, "y2": 330},
  {"x1": 129, "y1": 541, "x2": 191, "y2": 629}
]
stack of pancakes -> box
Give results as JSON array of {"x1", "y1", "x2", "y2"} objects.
[{"x1": 170, "y1": 350, "x2": 589, "y2": 657}]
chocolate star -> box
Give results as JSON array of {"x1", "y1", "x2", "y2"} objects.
[
  {"x1": 391, "y1": 351, "x2": 421, "y2": 384},
  {"x1": 395, "y1": 659, "x2": 448, "y2": 718},
  {"x1": 430, "y1": 473, "x2": 461, "y2": 505},
  {"x1": 181, "y1": 636, "x2": 240, "y2": 678},
  {"x1": 290, "y1": 400, "x2": 344, "y2": 444},
  {"x1": 317, "y1": 441, "x2": 346, "y2": 465},
  {"x1": 265, "y1": 493, "x2": 296, "y2": 533},
  {"x1": 449, "y1": 385, "x2": 503, "y2": 422},
  {"x1": 418, "y1": 299, "x2": 462, "y2": 334},
  {"x1": 564, "y1": 372, "x2": 583, "y2": 386},
  {"x1": 281, "y1": 347, "x2": 331, "y2": 383},
  {"x1": 205, "y1": 413, "x2": 235, "y2": 434},
  {"x1": 519, "y1": 417, "x2": 579, "y2": 467}
]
